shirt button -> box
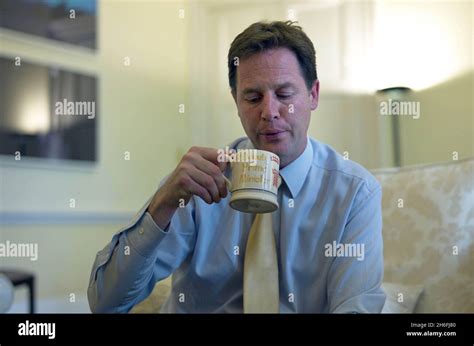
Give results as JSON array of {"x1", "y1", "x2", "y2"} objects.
[{"x1": 138, "y1": 228, "x2": 144, "y2": 235}]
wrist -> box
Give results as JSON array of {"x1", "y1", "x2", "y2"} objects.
[{"x1": 148, "y1": 190, "x2": 178, "y2": 229}]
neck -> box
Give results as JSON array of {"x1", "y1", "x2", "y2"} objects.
[{"x1": 279, "y1": 140, "x2": 307, "y2": 169}]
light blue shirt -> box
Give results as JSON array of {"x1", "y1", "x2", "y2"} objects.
[{"x1": 88, "y1": 137, "x2": 385, "y2": 313}]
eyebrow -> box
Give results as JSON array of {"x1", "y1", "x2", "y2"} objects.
[{"x1": 241, "y1": 82, "x2": 296, "y2": 95}]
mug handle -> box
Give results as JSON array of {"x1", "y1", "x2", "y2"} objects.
[{"x1": 223, "y1": 176, "x2": 232, "y2": 191}]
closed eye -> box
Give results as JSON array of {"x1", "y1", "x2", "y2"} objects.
[{"x1": 246, "y1": 97, "x2": 261, "y2": 103}]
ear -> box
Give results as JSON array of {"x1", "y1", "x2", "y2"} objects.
[
  {"x1": 232, "y1": 89, "x2": 243, "y2": 120},
  {"x1": 231, "y1": 89, "x2": 237, "y2": 105},
  {"x1": 231, "y1": 89, "x2": 242, "y2": 120},
  {"x1": 310, "y1": 80, "x2": 319, "y2": 111}
]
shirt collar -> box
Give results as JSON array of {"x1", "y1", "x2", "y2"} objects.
[
  {"x1": 279, "y1": 137, "x2": 313, "y2": 198},
  {"x1": 237, "y1": 137, "x2": 313, "y2": 199}
]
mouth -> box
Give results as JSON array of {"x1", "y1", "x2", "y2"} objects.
[{"x1": 258, "y1": 129, "x2": 287, "y2": 141}]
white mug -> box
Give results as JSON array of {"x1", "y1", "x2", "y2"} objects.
[{"x1": 224, "y1": 149, "x2": 281, "y2": 213}]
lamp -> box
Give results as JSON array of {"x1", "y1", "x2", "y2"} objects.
[{"x1": 376, "y1": 86, "x2": 412, "y2": 167}]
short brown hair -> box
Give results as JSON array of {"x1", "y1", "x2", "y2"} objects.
[{"x1": 228, "y1": 20, "x2": 317, "y2": 93}]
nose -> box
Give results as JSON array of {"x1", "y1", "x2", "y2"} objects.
[{"x1": 260, "y1": 93, "x2": 280, "y2": 121}]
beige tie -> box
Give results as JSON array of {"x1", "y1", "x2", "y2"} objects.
[{"x1": 243, "y1": 210, "x2": 279, "y2": 313}]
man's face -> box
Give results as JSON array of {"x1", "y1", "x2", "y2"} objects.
[{"x1": 232, "y1": 47, "x2": 319, "y2": 168}]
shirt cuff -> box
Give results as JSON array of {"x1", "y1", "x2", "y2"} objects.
[{"x1": 126, "y1": 211, "x2": 169, "y2": 258}]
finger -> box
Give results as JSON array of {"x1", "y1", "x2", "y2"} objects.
[
  {"x1": 187, "y1": 166, "x2": 221, "y2": 203},
  {"x1": 192, "y1": 146, "x2": 228, "y2": 171},
  {"x1": 182, "y1": 175, "x2": 213, "y2": 204},
  {"x1": 215, "y1": 159, "x2": 228, "y2": 172},
  {"x1": 188, "y1": 154, "x2": 228, "y2": 198}
]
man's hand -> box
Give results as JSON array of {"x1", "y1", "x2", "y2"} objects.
[{"x1": 147, "y1": 146, "x2": 228, "y2": 229}]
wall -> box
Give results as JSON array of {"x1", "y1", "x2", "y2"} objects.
[
  {"x1": 2, "y1": 223, "x2": 120, "y2": 312},
  {"x1": 373, "y1": 0, "x2": 474, "y2": 166},
  {"x1": 400, "y1": 70, "x2": 474, "y2": 166},
  {"x1": 1, "y1": 0, "x2": 191, "y2": 311}
]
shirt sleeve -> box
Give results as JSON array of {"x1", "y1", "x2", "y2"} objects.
[
  {"x1": 87, "y1": 194, "x2": 197, "y2": 313},
  {"x1": 327, "y1": 182, "x2": 386, "y2": 313}
]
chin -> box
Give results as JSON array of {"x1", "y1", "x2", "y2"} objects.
[
  {"x1": 258, "y1": 141, "x2": 289, "y2": 157},
  {"x1": 250, "y1": 135, "x2": 291, "y2": 156}
]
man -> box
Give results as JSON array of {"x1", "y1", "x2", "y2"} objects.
[{"x1": 88, "y1": 21, "x2": 385, "y2": 313}]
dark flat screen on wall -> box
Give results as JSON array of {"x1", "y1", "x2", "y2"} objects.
[
  {"x1": 0, "y1": 0, "x2": 97, "y2": 49},
  {"x1": 0, "y1": 56, "x2": 98, "y2": 162}
]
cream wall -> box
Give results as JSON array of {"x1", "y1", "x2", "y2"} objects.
[
  {"x1": 373, "y1": 0, "x2": 474, "y2": 166},
  {"x1": 311, "y1": 93, "x2": 382, "y2": 169},
  {"x1": 1, "y1": 0, "x2": 190, "y2": 215},
  {"x1": 2, "y1": 223, "x2": 120, "y2": 312},
  {"x1": 400, "y1": 71, "x2": 474, "y2": 166},
  {"x1": 1, "y1": 0, "x2": 190, "y2": 311}
]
